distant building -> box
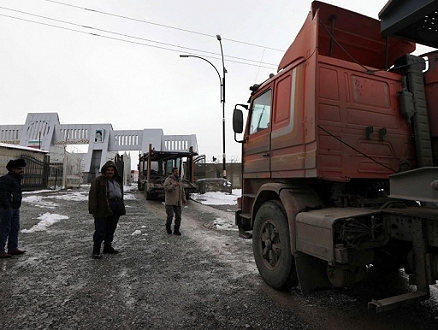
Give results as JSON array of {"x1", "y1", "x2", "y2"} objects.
[{"x1": 0, "y1": 113, "x2": 198, "y2": 183}]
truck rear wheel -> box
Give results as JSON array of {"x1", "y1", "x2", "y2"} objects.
[{"x1": 253, "y1": 201, "x2": 297, "y2": 290}]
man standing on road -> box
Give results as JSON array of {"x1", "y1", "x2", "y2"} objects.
[
  {"x1": 88, "y1": 160, "x2": 126, "y2": 259},
  {"x1": 164, "y1": 167, "x2": 186, "y2": 236},
  {"x1": 0, "y1": 158, "x2": 27, "y2": 258}
]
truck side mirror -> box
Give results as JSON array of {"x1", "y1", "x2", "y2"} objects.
[
  {"x1": 233, "y1": 104, "x2": 248, "y2": 143},
  {"x1": 233, "y1": 109, "x2": 244, "y2": 134}
]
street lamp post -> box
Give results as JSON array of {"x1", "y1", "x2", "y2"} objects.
[
  {"x1": 216, "y1": 35, "x2": 226, "y2": 180},
  {"x1": 179, "y1": 35, "x2": 227, "y2": 179}
]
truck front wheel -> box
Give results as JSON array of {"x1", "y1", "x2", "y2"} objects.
[
  {"x1": 253, "y1": 201, "x2": 297, "y2": 290},
  {"x1": 138, "y1": 181, "x2": 144, "y2": 191},
  {"x1": 146, "y1": 191, "x2": 154, "y2": 200}
]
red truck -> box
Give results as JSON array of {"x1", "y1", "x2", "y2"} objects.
[{"x1": 232, "y1": 1, "x2": 438, "y2": 312}]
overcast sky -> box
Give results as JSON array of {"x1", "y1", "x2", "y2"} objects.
[{"x1": 0, "y1": 0, "x2": 431, "y2": 163}]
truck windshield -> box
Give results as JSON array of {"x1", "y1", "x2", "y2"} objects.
[{"x1": 249, "y1": 90, "x2": 271, "y2": 134}]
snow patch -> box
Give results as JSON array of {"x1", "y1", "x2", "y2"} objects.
[
  {"x1": 191, "y1": 189, "x2": 241, "y2": 205},
  {"x1": 21, "y1": 212, "x2": 69, "y2": 233}
]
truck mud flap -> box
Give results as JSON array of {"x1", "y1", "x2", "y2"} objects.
[
  {"x1": 236, "y1": 210, "x2": 252, "y2": 239},
  {"x1": 294, "y1": 251, "x2": 331, "y2": 294}
]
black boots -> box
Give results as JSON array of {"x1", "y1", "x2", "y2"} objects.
[
  {"x1": 165, "y1": 224, "x2": 180, "y2": 235},
  {"x1": 93, "y1": 244, "x2": 119, "y2": 258},
  {"x1": 92, "y1": 244, "x2": 102, "y2": 259},
  {"x1": 103, "y1": 245, "x2": 119, "y2": 254},
  {"x1": 173, "y1": 226, "x2": 181, "y2": 236},
  {"x1": 166, "y1": 224, "x2": 172, "y2": 234}
]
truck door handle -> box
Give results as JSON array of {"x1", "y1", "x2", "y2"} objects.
[{"x1": 263, "y1": 153, "x2": 270, "y2": 157}]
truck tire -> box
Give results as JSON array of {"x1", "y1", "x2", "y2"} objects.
[
  {"x1": 146, "y1": 191, "x2": 154, "y2": 200},
  {"x1": 252, "y1": 201, "x2": 297, "y2": 290}
]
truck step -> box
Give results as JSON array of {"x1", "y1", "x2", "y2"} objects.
[{"x1": 242, "y1": 193, "x2": 256, "y2": 199}]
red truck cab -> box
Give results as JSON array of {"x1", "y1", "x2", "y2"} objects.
[{"x1": 233, "y1": 1, "x2": 438, "y2": 312}]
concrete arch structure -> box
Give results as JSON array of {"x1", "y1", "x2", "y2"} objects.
[{"x1": 0, "y1": 113, "x2": 198, "y2": 181}]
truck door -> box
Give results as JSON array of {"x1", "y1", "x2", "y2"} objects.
[{"x1": 243, "y1": 89, "x2": 272, "y2": 178}]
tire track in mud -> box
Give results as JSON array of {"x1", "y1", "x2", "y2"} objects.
[
  {"x1": 144, "y1": 195, "x2": 438, "y2": 330},
  {"x1": 143, "y1": 198, "x2": 258, "y2": 279}
]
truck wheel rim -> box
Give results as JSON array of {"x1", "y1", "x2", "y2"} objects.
[{"x1": 260, "y1": 221, "x2": 281, "y2": 269}]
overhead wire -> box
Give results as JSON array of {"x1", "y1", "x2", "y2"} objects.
[
  {"x1": 0, "y1": 6, "x2": 279, "y2": 70},
  {"x1": 41, "y1": 0, "x2": 285, "y2": 52}
]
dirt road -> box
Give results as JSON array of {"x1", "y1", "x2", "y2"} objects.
[{"x1": 0, "y1": 187, "x2": 437, "y2": 329}]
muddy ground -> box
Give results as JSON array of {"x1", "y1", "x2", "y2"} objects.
[{"x1": 0, "y1": 187, "x2": 437, "y2": 330}]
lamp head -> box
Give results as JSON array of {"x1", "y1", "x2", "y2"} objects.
[{"x1": 216, "y1": 35, "x2": 222, "y2": 41}]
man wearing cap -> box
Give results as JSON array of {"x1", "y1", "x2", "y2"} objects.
[
  {"x1": 0, "y1": 158, "x2": 27, "y2": 258},
  {"x1": 88, "y1": 160, "x2": 126, "y2": 259}
]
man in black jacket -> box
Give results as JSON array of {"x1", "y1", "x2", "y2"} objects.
[
  {"x1": 88, "y1": 160, "x2": 126, "y2": 259},
  {"x1": 0, "y1": 158, "x2": 26, "y2": 258}
]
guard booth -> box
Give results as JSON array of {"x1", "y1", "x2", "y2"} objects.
[{"x1": 0, "y1": 143, "x2": 49, "y2": 191}]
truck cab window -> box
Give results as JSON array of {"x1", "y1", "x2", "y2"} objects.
[{"x1": 249, "y1": 90, "x2": 271, "y2": 134}]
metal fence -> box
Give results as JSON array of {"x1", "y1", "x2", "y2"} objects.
[
  {"x1": 194, "y1": 155, "x2": 206, "y2": 180},
  {"x1": 47, "y1": 162, "x2": 64, "y2": 190},
  {"x1": 20, "y1": 155, "x2": 49, "y2": 191},
  {"x1": 20, "y1": 153, "x2": 83, "y2": 191}
]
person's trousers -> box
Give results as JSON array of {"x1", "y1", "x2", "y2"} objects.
[
  {"x1": 93, "y1": 200, "x2": 121, "y2": 246},
  {"x1": 165, "y1": 205, "x2": 182, "y2": 227},
  {"x1": 0, "y1": 208, "x2": 20, "y2": 252}
]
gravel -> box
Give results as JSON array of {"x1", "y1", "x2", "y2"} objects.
[
  {"x1": 0, "y1": 187, "x2": 309, "y2": 330},
  {"x1": 1, "y1": 187, "x2": 438, "y2": 330}
]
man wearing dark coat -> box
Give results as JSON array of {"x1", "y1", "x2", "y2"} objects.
[
  {"x1": 0, "y1": 158, "x2": 27, "y2": 258},
  {"x1": 88, "y1": 160, "x2": 126, "y2": 259}
]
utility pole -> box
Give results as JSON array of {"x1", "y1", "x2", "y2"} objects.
[{"x1": 180, "y1": 34, "x2": 227, "y2": 178}]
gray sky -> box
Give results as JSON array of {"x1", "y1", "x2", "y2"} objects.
[{"x1": 0, "y1": 0, "x2": 431, "y2": 163}]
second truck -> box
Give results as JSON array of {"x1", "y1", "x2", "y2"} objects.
[{"x1": 138, "y1": 144, "x2": 198, "y2": 200}]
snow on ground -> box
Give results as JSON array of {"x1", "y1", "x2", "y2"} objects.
[
  {"x1": 50, "y1": 191, "x2": 88, "y2": 201},
  {"x1": 21, "y1": 212, "x2": 69, "y2": 233},
  {"x1": 190, "y1": 189, "x2": 241, "y2": 231},
  {"x1": 21, "y1": 195, "x2": 59, "y2": 209},
  {"x1": 212, "y1": 218, "x2": 238, "y2": 231},
  {"x1": 22, "y1": 188, "x2": 90, "y2": 233},
  {"x1": 123, "y1": 193, "x2": 136, "y2": 200},
  {"x1": 191, "y1": 189, "x2": 241, "y2": 205},
  {"x1": 20, "y1": 186, "x2": 240, "y2": 233}
]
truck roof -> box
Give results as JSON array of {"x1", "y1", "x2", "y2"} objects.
[
  {"x1": 139, "y1": 149, "x2": 198, "y2": 162},
  {"x1": 277, "y1": 1, "x2": 415, "y2": 72}
]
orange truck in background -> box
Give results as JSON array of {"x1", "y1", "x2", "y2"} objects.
[{"x1": 233, "y1": 1, "x2": 438, "y2": 312}]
